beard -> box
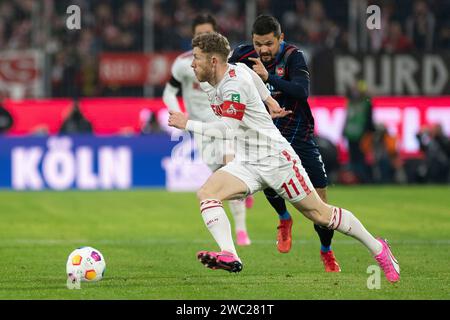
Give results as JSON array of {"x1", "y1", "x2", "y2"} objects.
[
  {"x1": 195, "y1": 65, "x2": 213, "y2": 83},
  {"x1": 260, "y1": 53, "x2": 274, "y2": 63}
]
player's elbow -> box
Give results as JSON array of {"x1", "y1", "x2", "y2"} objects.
[
  {"x1": 292, "y1": 84, "x2": 309, "y2": 99},
  {"x1": 289, "y1": 90, "x2": 308, "y2": 101},
  {"x1": 291, "y1": 79, "x2": 310, "y2": 99}
]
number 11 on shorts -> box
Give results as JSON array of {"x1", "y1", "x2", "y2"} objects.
[{"x1": 281, "y1": 178, "x2": 300, "y2": 199}]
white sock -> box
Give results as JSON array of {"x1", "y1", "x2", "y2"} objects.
[
  {"x1": 328, "y1": 207, "x2": 382, "y2": 256},
  {"x1": 200, "y1": 199, "x2": 238, "y2": 257},
  {"x1": 228, "y1": 199, "x2": 247, "y2": 233}
]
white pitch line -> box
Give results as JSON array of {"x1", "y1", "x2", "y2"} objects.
[{"x1": 0, "y1": 238, "x2": 449, "y2": 246}]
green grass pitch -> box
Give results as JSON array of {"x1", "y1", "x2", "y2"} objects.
[{"x1": 0, "y1": 186, "x2": 449, "y2": 300}]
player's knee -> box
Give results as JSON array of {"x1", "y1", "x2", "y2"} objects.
[
  {"x1": 196, "y1": 187, "x2": 216, "y2": 201},
  {"x1": 315, "y1": 214, "x2": 331, "y2": 227},
  {"x1": 196, "y1": 188, "x2": 207, "y2": 201},
  {"x1": 314, "y1": 213, "x2": 330, "y2": 226}
]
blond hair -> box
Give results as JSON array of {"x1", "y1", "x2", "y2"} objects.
[{"x1": 192, "y1": 32, "x2": 230, "y2": 62}]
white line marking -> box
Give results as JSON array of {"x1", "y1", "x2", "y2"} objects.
[{"x1": 0, "y1": 239, "x2": 449, "y2": 246}]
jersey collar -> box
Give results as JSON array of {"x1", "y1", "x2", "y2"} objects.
[{"x1": 214, "y1": 64, "x2": 232, "y2": 88}]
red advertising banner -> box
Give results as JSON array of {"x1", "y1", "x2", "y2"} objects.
[
  {"x1": 3, "y1": 97, "x2": 450, "y2": 158},
  {"x1": 99, "y1": 52, "x2": 180, "y2": 86},
  {"x1": 2, "y1": 97, "x2": 170, "y2": 135},
  {"x1": 310, "y1": 96, "x2": 450, "y2": 159}
]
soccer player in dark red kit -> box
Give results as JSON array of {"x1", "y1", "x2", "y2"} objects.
[{"x1": 229, "y1": 14, "x2": 340, "y2": 272}]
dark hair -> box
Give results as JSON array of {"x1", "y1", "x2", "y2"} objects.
[
  {"x1": 192, "y1": 13, "x2": 218, "y2": 34},
  {"x1": 252, "y1": 14, "x2": 282, "y2": 37},
  {"x1": 192, "y1": 32, "x2": 230, "y2": 61}
]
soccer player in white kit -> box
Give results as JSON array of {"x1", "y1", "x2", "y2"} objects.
[
  {"x1": 168, "y1": 32, "x2": 400, "y2": 283},
  {"x1": 162, "y1": 15, "x2": 253, "y2": 246},
  {"x1": 163, "y1": 14, "x2": 284, "y2": 246}
]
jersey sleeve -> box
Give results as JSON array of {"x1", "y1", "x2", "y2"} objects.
[
  {"x1": 185, "y1": 81, "x2": 243, "y2": 136},
  {"x1": 228, "y1": 44, "x2": 256, "y2": 66},
  {"x1": 171, "y1": 56, "x2": 188, "y2": 82},
  {"x1": 236, "y1": 63, "x2": 270, "y2": 101},
  {"x1": 266, "y1": 50, "x2": 310, "y2": 99},
  {"x1": 185, "y1": 118, "x2": 239, "y2": 138},
  {"x1": 228, "y1": 46, "x2": 241, "y2": 63},
  {"x1": 221, "y1": 80, "x2": 249, "y2": 121},
  {"x1": 288, "y1": 50, "x2": 310, "y2": 86},
  {"x1": 162, "y1": 82, "x2": 181, "y2": 112}
]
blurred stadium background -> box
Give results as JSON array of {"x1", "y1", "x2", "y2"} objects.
[
  {"x1": 0, "y1": 0, "x2": 449, "y2": 191},
  {"x1": 0, "y1": 0, "x2": 449, "y2": 301}
]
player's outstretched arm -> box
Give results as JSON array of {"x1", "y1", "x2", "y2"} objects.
[
  {"x1": 265, "y1": 96, "x2": 292, "y2": 119},
  {"x1": 168, "y1": 111, "x2": 239, "y2": 139}
]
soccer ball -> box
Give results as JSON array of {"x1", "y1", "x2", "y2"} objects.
[{"x1": 66, "y1": 246, "x2": 106, "y2": 282}]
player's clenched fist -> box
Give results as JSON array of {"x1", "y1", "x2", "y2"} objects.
[
  {"x1": 168, "y1": 111, "x2": 188, "y2": 129},
  {"x1": 248, "y1": 57, "x2": 269, "y2": 82}
]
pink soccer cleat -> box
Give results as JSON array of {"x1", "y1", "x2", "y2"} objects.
[
  {"x1": 374, "y1": 238, "x2": 400, "y2": 283},
  {"x1": 197, "y1": 250, "x2": 243, "y2": 273},
  {"x1": 245, "y1": 195, "x2": 254, "y2": 209},
  {"x1": 236, "y1": 230, "x2": 251, "y2": 246}
]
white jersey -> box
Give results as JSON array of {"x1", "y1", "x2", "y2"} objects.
[
  {"x1": 187, "y1": 63, "x2": 296, "y2": 163},
  {"x1": 171, "y1": 51, "x2": 218, "y2": 122}
]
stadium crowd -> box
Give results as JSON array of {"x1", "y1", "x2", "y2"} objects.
[
  {"x1": 1, "y1": 0, "x2": 449, "y2": 97},
  {"x1": 2, "y1": 0, "x2": 450, "y2": 54}
]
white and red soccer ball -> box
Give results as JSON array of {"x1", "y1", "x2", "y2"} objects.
[{"x1": 66, "y1": 247, "x2": 106, "y2": 282}]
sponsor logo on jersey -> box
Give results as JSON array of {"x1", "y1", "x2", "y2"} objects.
[
  {"x1": 221, "y1": 101, "x2": 245, "y2": 120},
  {"x1": 229, "y1": 69, "x2": 236, "y2": 78},
  {"x1": 231, "y1": 94, "x2": 240, "y2": 103},
  {"x1": 226, "y1": 104, "x2": 237, "y2": 115}
]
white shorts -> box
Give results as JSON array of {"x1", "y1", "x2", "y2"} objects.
[
  {"x1": 219, "y1": 149, "x2": 314, "y2": 203},
  {"x1": 194, "y1": 134, "x2": 235, "y2": 172}
]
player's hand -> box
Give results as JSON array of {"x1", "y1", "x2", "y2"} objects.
[
  {"x1": 168, "y1": 111, "x2": 188, "y2": 130},
  {"x1": 248, "y1": 57, "x2": 269, "y2": 82},
  {"x1": 265, "y1": 96, "x2": 292, "y2": 119}
]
